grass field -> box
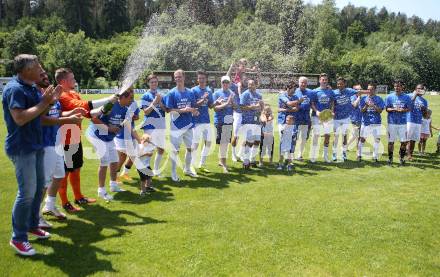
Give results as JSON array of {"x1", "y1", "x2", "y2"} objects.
[{"x1": 1, "y1": 93, "x2": 440, "y2": 276}]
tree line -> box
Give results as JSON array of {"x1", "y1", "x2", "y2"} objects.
[{"x1": 1, "y1": 0, "x2": 440, "y2": 90}]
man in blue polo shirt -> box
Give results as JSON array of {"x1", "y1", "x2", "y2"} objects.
[
  {"x1": 140, "y1": 74, "x2": 167, "y2": 176},
  {"x1": 407, "y1": 84, "x2": 428, "y2": 160},
  {"x1": 311, "y1": 73, "x2": 335, "y2": 163},
  {"x1": 385, "y1": 80, "x2": 412, "y2": 165},
  {"x1": 278, "y1": 81, "x2": 299, "y2": 165},
  {"x1": 3, "y1": 54, "x2": 61, "y2": 256},
  {"x1": 165, "y1": 69, "x2": 199, "y2": 181},
  {"x1": 191, "y1": 70, "x2": 214, "y2": 172},
  {"x1": 332, "y1": 77, "x2": 359, "y2": 162},
  {"x1": 240, "y1": 79, "x2": 263, "y2": 169}
]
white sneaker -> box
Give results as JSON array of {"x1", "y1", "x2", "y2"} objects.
[
  {"x1": 184, "y1": 169, "x2": 198, "y2": 178},
  {"x1": 98, "y1": 189, "x2": 113, "y2": 201},
  {"x1": 171, "y1": 172, "x2": 180, "y2": 182},
  {"x1": 153, "y1": 170, "x2": 162, "y2": 178},
  {"x1": 110, "y1": 183, "x2": 126, "y2": 192},
  {"x1": 232, "y1": 154, "x2": 238, "y2": 162},
  {"x1": 310, "y1": 158, "x2": 316, "y2": 163},
  {"x1": 43, "y1": 205, "x2": 67, "y2": 220},
  {"x1": 38, "y1": 216, "x2": 52, "y2": 229}
]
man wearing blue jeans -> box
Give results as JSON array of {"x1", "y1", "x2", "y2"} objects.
[{"x1": 2, "y1": 54, "x2": 61, "y2": 256}]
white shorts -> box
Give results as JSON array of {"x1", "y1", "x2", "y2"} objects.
[
  {"x1": 170, "y1": 128, "x2": 193, "y2": 151},
  {"x1": 43, "y1": 146, "x2": 65, "y2": 187},
  {"x1": 193, "y1": 123, "x2": 213, "y2": 144},
  {"x1": 87, "y1": 133, "x2": 119, "y2": 166},
  {"x1": 144, "y1": 129, "x2": 166, "y2": 149},
  {"x1": 312, "y1": 116, "x2": 333, "y2": 135},
  {"x1": 114, "y1": 137, "x2": 138, "y2": 155},
  {"x1": 333, "y1": 118, "x2": 350, "y2": 135},
  {"x1": 297, "y1": 124, "x2": 309, "y2": 141},
  {"x1": 241, "y1": 124, "x2": 261, "y2": 143},
  {"x1": 360, "y1": 124, "x2": 382, "y2": 139},
  {"x1": 278, "y1": 123, "x2": 285, "y2": 138},
  {"x1": 388, "y1": 124, "x2": 408, "y2": 143},
  {"x1": 233, "y1": 112, "x2": 242, "y2": 137},
  {"x1": 407, "y1": 122, "x2": 422, "y2": 142}
]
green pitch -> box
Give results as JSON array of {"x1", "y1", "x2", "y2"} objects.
[{"x1": 0, "y1": 93, "x2": 439, "y2": 276}]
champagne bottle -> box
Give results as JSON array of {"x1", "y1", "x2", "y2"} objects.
[{"x1": 101, "y1": 101, "x2": 114, "y2": 115}]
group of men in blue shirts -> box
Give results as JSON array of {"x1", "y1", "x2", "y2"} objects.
[
  {"x1": 2, "y1": 56, "x2": 430, "y2": 257},
  {"x1": 278, "y1": 73, "x2": 428, "y2": 166}
]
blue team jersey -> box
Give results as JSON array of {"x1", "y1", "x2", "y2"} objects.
[
  {"x1": 350, "y1": 94, "x2": 362, "y2": 125},
  {"x1": 2, "y1": 76, "x2": 43, "y2": 155},
  {"x1": 90, "y1": 101, "x2": 128, "y2": 142},
  {"x1": 333, "y1": 88, "x2": 357, "y2": 120},
  {"x1": 278, "y1": 92, "x2": 298, "y2": 125},
  {"x1": 213, "y1": 89, "x2": 234, "y2": 124},
  {"x1": 140, "y1": 89, "x2": 166, "y2": 130},
  {"x1": 385, "y1": 92, "x2": 412, "y2": 125},
  {"x1": 360, "y1": 95, "x2": 385, "y2": 126},
  {"x1": 312, "y1": 87, "x2": 334, "y2": 115},
  {"x1": 192, "y1": 85, "x2": 213, "y2": 124},
  {"x1": 407, "y1": 93, "x2": 428, "y2": 124},
  {"x1": 230, "y1": 83, "x2": 241, "y2": 113},
  {"x1": 294, "y1": 88, "x2": 313, "y2": 125},
  {"x1": 240, "y1": 89, "x2": 262, "y2": 124},
  {"x1": 116, "y1": 101, "x2": 140, "y2": 140},
  {"x1": 42, "y1": 101, "x2": 61, "y2": 147},
  {"x1": 165, "y1": 87, "x2": 196, "y2": 130}
]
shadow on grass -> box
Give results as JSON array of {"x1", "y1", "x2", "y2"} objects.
[{"x1": 30, "y1": 205, "x2": 165, "y2": 276}]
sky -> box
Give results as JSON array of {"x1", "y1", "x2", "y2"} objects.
[{"x1": 306, "y1": 0, "x2": 440, "y2": 21}]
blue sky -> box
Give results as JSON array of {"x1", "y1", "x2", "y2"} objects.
[{"x1": 306, "y1": 0, "x2": 439, "y2": 21}]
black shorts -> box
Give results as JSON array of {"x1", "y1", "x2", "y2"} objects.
[
  {"x1": 64, "y1": 142, "x2": 83, "y2": 172},
  {"x1": 137, "y1": 167, "x2": 152, "y2": 181},
  {"x1": 215, "y1": 123, "x2": 233, "y2": 145}
]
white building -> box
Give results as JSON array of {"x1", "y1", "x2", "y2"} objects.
[{"x1": 0, "y1": 77, "x2": 13, "y2": 93}]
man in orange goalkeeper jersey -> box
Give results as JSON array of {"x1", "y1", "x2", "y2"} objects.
[{"x1": 56, "y1": 68, "x2": 117, "y2": 212}]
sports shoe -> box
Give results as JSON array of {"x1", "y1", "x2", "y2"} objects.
[
  {"x1": 332, "y1": 153, "x2": 337, "y2": 162},
  {"x1": 171, "y1": 172, "x2": 180, "y2": 182},
  {"x1": 342, "y1": 151, "x2": 347, "y2": 161},
  {"x1": 110, "y1": 183, "x2": 126, "y2": 192},
  {"x1": 145, "y1": 186, "x2": 156, "y2": 193},
  {"x1": 43, "y1": 205, "x2": 67, "y2": 220},
  {"x1": 98, "y1": 189, "x2": 113, "y2": 201},
  {"x1": 184, "y1": 169, "x2": 198, "y2": 178},
  {"x1": 118, "y1": 173, "x2": 133, "y2": 181},
  {"x1": 232, "y1": 154, "x2": 238, "y2": 162},
  {"x1": 63, "y1": 202, "x2": 81, "y2": 213},
  {"x1": 10, "y1": 240, "x2": 36, "y2": 256},
  {"x1": 199, "y1": 166, "x2": 210, "y2": 173},
  {"x1": 74, "y1": 197, "x2": 96, "y2": 205},
  {"x1": 28, "y1": 228, "x2": 50, "y2": 239},
  {"x1": 388, "y1": 159, "x2": 393, "y2": 166},
  {"x1": 286, "y1": 164, "x2": 293, "y2": 172},
  {"x1": 38, "y1": 216, "x2": 52, "y2": 229},
  {"x1": 222, "y1": 166, "x2": 229, "y2": 173},
  {"x1": 310, "y1": 158, "x2": 316, "y2": 163},
  {"x1": 399, "y1": 158, "x2": 406, "y2": 166},
  {"x1": 139, "y1": 190, "x2": 148, "y2": 197},
  {"x1": 277, "y1": 164, "x2": 284, "y2": 170},
  {"x1": 357, "y1": 156, "x2": 362, "y2": 162}
]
